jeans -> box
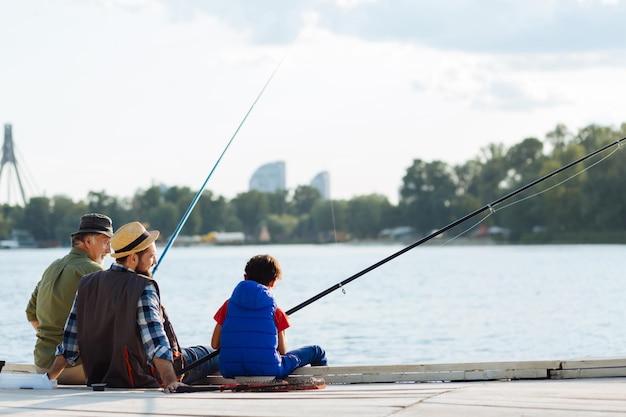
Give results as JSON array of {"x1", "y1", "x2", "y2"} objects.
[
  {"x1": 181, "y1": 345, "x2": 220, "y2": 384},
  {"x1": 282, "y1": 345, "x2": 327, "y2": 377}
]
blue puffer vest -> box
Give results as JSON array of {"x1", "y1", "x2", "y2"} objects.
[{"x1": 219, "y1": 280, "x2": 297, "y2": 378}]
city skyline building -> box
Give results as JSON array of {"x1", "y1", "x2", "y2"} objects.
[
  {"x1": 248, "y1": 161, "x2": 286, "y2": 193},
  {"x1": 248, "y1": 161, "x2": 330, "y2": 199},
  {"x1": 310, "y1": 171, "x2": 330, "y2": 199}
]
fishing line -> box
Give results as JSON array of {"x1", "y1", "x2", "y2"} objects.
[
  {"x1": 330, "y1": 194, "x2": 338, "y2": 244},
  {"x1": 179, "y1": 137, "x2": 624, "y2": 376},
  {"x1": 438, "y1": 211, "x2": 494, "y2": 246},
  {"x1": 497, "y1": 143, "x2": 621, "y2": 212},
  {"x1": 437, "y1": 141, "x2": 623, "y2": 246},
  {"x1": 152, "y1": 38, "x2": 299, "y2": 275}
]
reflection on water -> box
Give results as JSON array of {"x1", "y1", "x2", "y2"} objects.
[{"x1": 2, "y1": 243, "x2": 625, "y2": 365}]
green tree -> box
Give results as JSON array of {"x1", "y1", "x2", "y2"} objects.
[
  {"x1": 21, "y1": 196, "x2": 53, "y2": 240},
  {"x1": 196, "y1": 191, "x2": 233, "y2": 233},
  {"x1": 50, "y1": 195, "x2": 88, "y2": 244},
  {"x1": 498, "y1": 137, "x2": 546, "y2": 238},
  {"x1": 0, "y1": 208, "x2": 11, "y2": 239},
  {"x1": 310, "y1": 199, "x2": 349, "y2": 242},
  {"x1": 545, "y1": 123, "x2": 572, "y2": 151},
  {"x1": 538, "y1": 143, "x2": 587, "y2": 234},
  {"x1": 267, "y1": 190, "x2": 289, "y2": 215},
  {"x1": 347, "y1": 194, "x2": 392, "y2": 239},
  {"x1": 145, "y1": 201, "x2": 179, "y2": 240},
  {"x1": 453, "y1": 160, "x2": 484, "y2": 220},
  {"x1": 578, "y1": 127, "x2": 626, "y2": 233},
  {"x1": 164, "y1": 186, "x2": 201, "y2": 236},
  {"x1": 473, "y1": 143, "x2": 508, "y2": 204},
  {"x1": 290, "y1": 186, "x2": 322, "y2": 216},
  {"x1": 575, "y1": 124, "x2": 617, "y2": 153},
  {"x1": 0, "y1": 204, "x2": 23, "y2": 239},
  {"x1": 265, "y1": 213, "x2": 299, "y2": 242},
  {"x1": 86, "y1": 190, "x2": 127, "y2": 221},
  {"x1": 132, "y1": 186, "x2": 164, "y2": 216},
  {"x1": 231, "y1": 190, "x2": 270, "y2": 237},
  {"x1": 400, "y1": 159, "x2": 457, "y2": 234}
]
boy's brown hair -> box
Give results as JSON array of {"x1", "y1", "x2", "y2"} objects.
[{"x1": 245, "y1": 254, "x2": 282, "y2": 286}]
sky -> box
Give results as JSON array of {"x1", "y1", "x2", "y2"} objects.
[{"x1": 1, "y1": 0, "x2": 626, "y2": 207}]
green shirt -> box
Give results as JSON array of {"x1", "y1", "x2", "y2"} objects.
[{"x1": 25, "y1": 247, "x2": 105, "y2": 369}]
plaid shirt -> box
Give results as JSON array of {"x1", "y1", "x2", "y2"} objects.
[{"x1": 56, "y1": 264, "x2": 173, "y2": 365}]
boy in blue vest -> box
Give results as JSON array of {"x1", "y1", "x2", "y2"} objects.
[{"x1": 211, "y1": 254, "x2": 327, "y2": 379}]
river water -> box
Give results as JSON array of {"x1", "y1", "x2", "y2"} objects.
[{"x1": 2, "y1": 243, "x2": 624, "y2": 366}]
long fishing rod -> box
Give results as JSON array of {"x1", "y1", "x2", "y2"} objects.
[
  {"x1": 289, "y1": 137, "x2": 624, "y2": 314},
  {"x1": 153, "y1": 45, "x2": 294, "y2": 275},
  {"x1": 178, "y1": 137, "x2": 624, "y2": 376}
]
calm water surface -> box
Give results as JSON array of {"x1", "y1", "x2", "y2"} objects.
[{"x1": 2, "y1": 243, "x2": 624, "y2": 366}]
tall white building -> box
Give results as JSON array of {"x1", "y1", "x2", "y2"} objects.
[
  {"x1": 310, "y1": 171, "x2": 330, "y2": 199},
  {"x1": 249, "y1": 161, "x2": 286, "y2": 193}
]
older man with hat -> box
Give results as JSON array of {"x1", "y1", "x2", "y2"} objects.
[
  {"x1": 47, "y1": 221, "x2": 219, "y2": 392},
  {"x1": 26, "y1": 213, "x2": 113, "y2": 384}
]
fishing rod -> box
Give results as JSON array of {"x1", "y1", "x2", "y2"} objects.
[
  {"x1": 152, "y1": 45, "x2": 294, "y2": 275},
  {"x1": 178, "y1": 137, "x2": 625, "y2": 376}
]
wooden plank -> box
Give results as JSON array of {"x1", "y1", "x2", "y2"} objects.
[
  {"x1": 463, "y1": 368, "x2": 548, "y2": 381},
  {"x1": 1, "y1": 364, "x2": 35, "y2": 373},
  {"x1": 200, "y1": 362, "x2": 560, "y2": 385},
  {"x1": 200, "y1": 367, "x2": 548, "y2": 385},
  {"x1": 549, "y1": 357, "x2": 626, "y2": 379},
  {"x1": 301, "y1": 368, "x2": 550, "y2": 384},
  {"x1": 550, "y1": 367, "x2": 626, "y2": 379},
  {"x1": 560, "y1": 357, "x2": 626, "y2": 369},
  {"x1": 291, "y1": 360, "x2": 561, "y2": 376},
  {"x1": 290, "y1": 363, "x2": 552, "y2": 383},
  {"x1": 294, "y1": 371, "x2": 466, "y2": 384}
]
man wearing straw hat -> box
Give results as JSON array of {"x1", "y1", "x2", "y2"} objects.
[
  {"x1": 47, "y1": 221, "x2": 219, "y2": 392},
  {"x1": 26, "y1": 213, "x2": 113, "y2": 385}
]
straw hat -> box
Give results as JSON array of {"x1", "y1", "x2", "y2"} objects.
[
  {"x1": 71, "y1": 213, "x2": 113, "y2": 237},
  {"x1": 110, "y1": 221, "x2": 159, "y2": 258}
]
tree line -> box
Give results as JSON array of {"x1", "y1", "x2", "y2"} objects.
[{"x1": 1, "y1": 122, "x2": 625, "y2": 246}]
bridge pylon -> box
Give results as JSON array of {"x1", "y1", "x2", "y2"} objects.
[{"x1": 0, "y1": 124, "x2": 29, "y2": 206}]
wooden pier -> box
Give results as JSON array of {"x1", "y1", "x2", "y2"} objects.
[{"x1": 1, "y1": 358, "x2": 626, "y2": 416}]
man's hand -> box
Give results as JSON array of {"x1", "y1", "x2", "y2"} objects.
[
  {"x1": 163, "y1": 380, "x2": 187, "y2": 393},
  {"x1": 46, "y1": 355, "x2": 69, "y2": 380},
  {"x1": 153, "y1": 357, "x2": 186, "y2": 394}
]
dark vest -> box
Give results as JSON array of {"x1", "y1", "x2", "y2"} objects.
[
  {"x1": 219, "y1": 280, "x2": 287, "y2": 378},
  {"x1": 76, "y1": 270, "x2": 180, "y2": 388}
]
